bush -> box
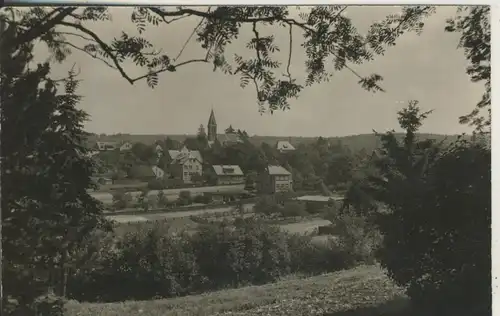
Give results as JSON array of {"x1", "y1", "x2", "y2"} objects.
[
  {"x1": 193, "y1": 194, "x2": 210, "y2": 204},
  {"x1": 111, "y1": 190, "x2": 132, "y2": 210},
  {"x1": 280, "y1": 201, "x2": 308, "y2": 217},
  {"x1": 135, "y1": 189, "x2": 152, "y2": 211},
  {"x1": 67, "y1": 218, "x2": 359, "y2": 302},
  {"x1": 375, "y1": 141, "x2": 491, "y2": 316},
  {"x1": 147, "y1": 178, "x2": 165, "y2": 190},
  {"x1": 177, "y1": 190, "x2": 192, "y2": 206},
  {"x1": 156, "y1": 190, "x2": 168, "y2": 208},
  {"x1": 253, "y1": 196, "x2": 280, "y2": 215}
]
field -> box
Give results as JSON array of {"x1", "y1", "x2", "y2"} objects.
[{"x1": 66, "y1": 265, "x2": 410, "y2": 316}]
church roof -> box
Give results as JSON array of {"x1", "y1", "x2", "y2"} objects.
[{"x1": 208, "y1": 109, "x2": 217, "y2": 126}]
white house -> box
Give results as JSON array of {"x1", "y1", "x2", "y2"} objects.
[
  {"x1": 276, "y1": 140, "x2": 295, "y2": 153},
  {"x1": 151, "y1": 165, "x2": 165, "y2": 179},
  {"x1": 119, "y1": 142, "x2": 133, "y2": 151}
]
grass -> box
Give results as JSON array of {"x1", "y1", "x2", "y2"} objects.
[{"x1": 65, "y1": 265, "x2": 410, "y2": 316}]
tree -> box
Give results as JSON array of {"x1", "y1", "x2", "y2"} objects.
[
  {"x1": 1, "y1": 6, "x2": 437, "y2": 112},
  {"x1": 197, "y1": 124, "x2": 206, "y2": 138},
  {"x1": 1, "y1": 24, "x2": 109, "y2": 314},
  {"x1": 445, "y1": 6, "x2": 490, "y2": 132},
  {"x1": 360, "y1": 101, "x2": 490, "y2": 315},
  {"x1": 131, "y1": 142, "x2": 155, "y2": 163},
  {"x1": 136, "y1": 189, "x2": 151, "y2": 211},
  {"x1": 163, "y1": 137, "x2": 181, "y2": 150},
  {"x1": 156, "y1": 190, "x2": 168, "y2": 208}
]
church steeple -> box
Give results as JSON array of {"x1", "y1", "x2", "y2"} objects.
[{"x1": 207, "y1": 108, "x2": 217, "y2": 142}]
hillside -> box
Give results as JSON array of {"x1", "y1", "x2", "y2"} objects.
[
  {"x1": 66, "y1": 265, "x2": 409, "y2": 316},
  {"x1": 87, "y1": 132, "x2": 468, "y2": 152}
]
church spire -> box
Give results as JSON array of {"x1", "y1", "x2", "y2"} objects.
[{"x1": 207, "y1": 108, "x2": 217, "y2": 142}]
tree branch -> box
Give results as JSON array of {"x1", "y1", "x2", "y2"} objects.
[{"x1": 58, "y1": 21, "x2": 133, "y2": 84}]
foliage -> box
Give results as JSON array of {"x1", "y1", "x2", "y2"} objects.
[
  {"x1": 156, "y1": 190, "x2": 169, "y2": 208},
  {"x1": 178, "y1": 190, "x2": 193, "y2": 206},
  {"x1": 1, "y1": 6, "x2": 436, "y2": 112},
  {"x1": 131, "y1": 142, "x2": 156, "y2": 164},
  {"x1": 136, "y1": 189, "x2": 151, "y2": 211},
  {"x1": 358, "y1": 101, "x2": 491, "y2": 315},
  {"x1": 253, "y1": 196, "x2": 280, "y2": 216},
  {"x1": 147, "y1": 178, "x2": 165, "y2": 190},
  {"x1": 445, "y1": 6, "x2": 490, "y2": 131},
  {"x1": 67, "y1": 218, "x2": 358, "y2": 302},
  {"x1": 1, "y1": 23, "x2": 109, "y2": 315},
  {"x1": 111, "y1": 190, "x2": 132, "y2": 210}
]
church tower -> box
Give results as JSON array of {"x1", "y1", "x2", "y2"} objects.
[{"x1": 207, "y1": 109, "x2": 217, "y2": 142}]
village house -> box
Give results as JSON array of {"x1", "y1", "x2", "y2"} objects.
[
  {"x1": 212, "y1": 165, "x2": 245, "y2": 185},
  {"x1": 95, "y1": 141, "x2": 132, "y2": 152},
  {"x1": 258, "y1": 165, "x2": 293, "y2": 194},
  {"x1": 95, "y1": 141, "x2": 118, "y2": 151},
  {"x1": 276, "y1": 140, "x2": 295, "y2": 153},
  {"x1": 168, "y1": 146, "x2": 203, "y2": 184},
  {"x1": 119, "y1": 141, "x2": 133, "y2": 151},
  {"x1": 151, "y1": 165, "x2": 165, "y2": 179}
]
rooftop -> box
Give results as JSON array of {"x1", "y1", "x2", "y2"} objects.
[
  {"x1": 213, "y1": 165, "x2": 244, "y2": 176},
  {"x1": 267, "y1": 165, "x2": 291, "y2": 175}
]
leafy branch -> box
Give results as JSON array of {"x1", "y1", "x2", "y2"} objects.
[{"x1": 2, "y1": 6, "x2": 436, "y2": 111}]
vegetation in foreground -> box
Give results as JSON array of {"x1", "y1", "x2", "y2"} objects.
[{"x1": 66, "y1": 265, "x2": 408, "y2": 316}]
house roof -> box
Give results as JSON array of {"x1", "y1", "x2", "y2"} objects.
[
  {"x1": 213, "y1": 165, "x2": 244, "y2": 176},
  {"x1": 168, "y1": 147, "x2": 203, "y2": 164},
  {"x1": 267, "y1": 165, "x2": 291, "y2": 176},
  {"x1": 219, "y1": 133, "x2": 242, "y2": 144},
  {"x1": 96, "y1": 141, "x2": 118, "y2": 147},
  {"x1": 277, "y1": 140, "x2": 295, "y2": 151}
]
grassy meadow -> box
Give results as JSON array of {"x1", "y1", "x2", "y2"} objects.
[{"x1": 66, "y1": 265, "x2": 409, "y2": 316}]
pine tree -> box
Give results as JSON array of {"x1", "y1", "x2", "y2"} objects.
[{"x1": 1, "y1": 24, "x2": 109, "y2": 314}]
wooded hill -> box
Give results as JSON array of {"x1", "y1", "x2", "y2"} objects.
[{"x1": 87, "y1": 133, "x2": 469, "y2": 153}]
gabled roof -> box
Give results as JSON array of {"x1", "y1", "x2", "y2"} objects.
[
  {"x1": 219, "y1": 133, "x2": 242, "y2": 145},
  {"x1": 267, "y1": 165, "x2": 291, "y2": 176},
  {"x1": 277, "y1": 140, "x2": 295, "y2": 151},
  {"x1": 168, "y1": 147, "x2": 203, "y2": 163},
  {"x1": 213, "y1": 165, "x2": 244, "y2": 176}
]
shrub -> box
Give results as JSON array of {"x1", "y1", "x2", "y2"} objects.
[
  {"x1": 177, "y1": 190, "x2": 192, "y2": 206},
  {"x1": 67, "y1": 218, "x2": 359, "y2": 303},
  {"x1": 375, "y1": 141, "x2": 491, "y2": 316},
  {"x1": 253, "y1": 196, "x2": 280, "y2": 215},
  {"x1": 147, "y1": 178, "x2": 165, "y2": 190},
  {"x1": 280, "y1": 201, "x2": 308, "y2": 217},
  {"x1": 156, "y1": 190, "x2": 168, "y2": 208},
  {"x1": 135, "y1": 189, "x2": 151, "y2": 211},
  {"x1": 193, "y1": 194, "x2": 210, "y2": 204},
  {"x1": 111, "y1": 190, "x2": 132, "y2": 210}
]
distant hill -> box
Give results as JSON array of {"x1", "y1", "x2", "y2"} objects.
[{"x1": 87, "y1": 132, "x2": 469, "y2": 153}]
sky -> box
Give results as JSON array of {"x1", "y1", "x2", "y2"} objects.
[{"x1": 41, "y1": 6, "x2": 484, "y2": 137}]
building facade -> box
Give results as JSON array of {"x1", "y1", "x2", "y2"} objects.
[
  {"x1": 168, "y1": 146, "x2": 203, "y2": 184},
  {"x1": 212, "y1": 165, "x2": 245, "y2": 185},
  {"x1": 259, "y1": 165, "x2": 293, "y2": 194}
]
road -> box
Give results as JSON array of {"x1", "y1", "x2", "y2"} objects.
[
  {"x1": 92, "y1": 184, "x2": 245, "y2": 204},
  {"x1": 107, "y1": 203, "x2": 255, "y2": 223}
]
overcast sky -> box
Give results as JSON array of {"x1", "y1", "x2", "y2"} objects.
[{"x1": 43, "y1": 6, "x2": 483, "y2": 137}]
